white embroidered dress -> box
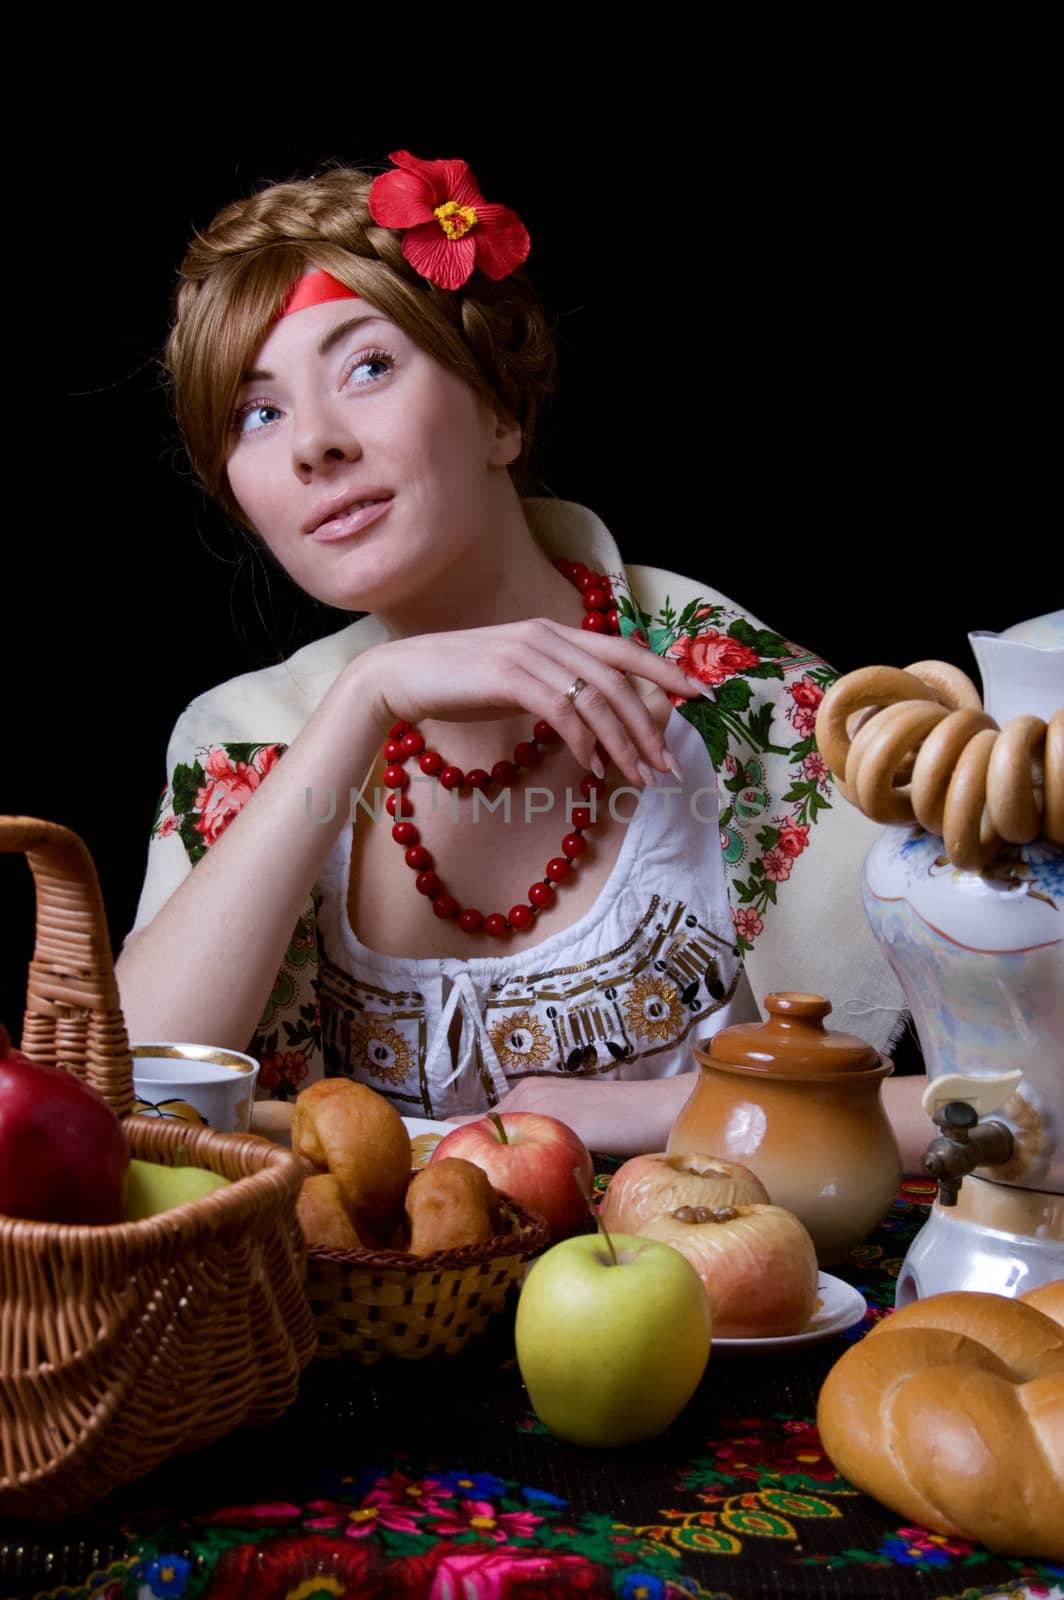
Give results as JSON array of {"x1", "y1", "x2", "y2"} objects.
[{"x1": 314, "y1": 708, "x2": 753, "y2": 1117}]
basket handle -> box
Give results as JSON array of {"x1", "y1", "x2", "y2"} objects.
[{"x1": 1, "y1": 816, "x2": 134, "y2": 1113}]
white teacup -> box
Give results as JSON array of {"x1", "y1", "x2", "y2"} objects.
[{"x1": 130, "y1": 1043, "x2": 259, "y2": 1133}]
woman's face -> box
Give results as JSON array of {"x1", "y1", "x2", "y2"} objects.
[{"x1": 225, "y1": 295, "x2": 521, "y2": 613}]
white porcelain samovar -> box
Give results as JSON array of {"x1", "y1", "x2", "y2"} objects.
[{"x1": 816, "y1": 612, "x2": 1063, "y2": 1301}]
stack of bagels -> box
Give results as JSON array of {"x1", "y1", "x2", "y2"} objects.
[
  {"x1": 817, "y1": 1281, "x2": 1064, "y2": 1558},
  {"x1": 814, "y1": 660, "x2": 1062, "y2": 870}
]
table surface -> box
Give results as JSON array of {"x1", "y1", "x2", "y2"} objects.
[{"x1": 2, "y1": 1175, "x2": 1061, "y2": 1600}]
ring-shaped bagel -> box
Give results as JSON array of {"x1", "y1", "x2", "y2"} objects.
[
  {"x1": 1046, "y1": 708, "x2": 1064, "y2": 845},
  {"x1": 815, "y1": 667, "x2": 943, "y2": 780},
  {"x1": 942, "y1": 727, "x2": 1004, "y2": 871},
  {"x1": 845, "y1": 701, "x2": 948, "y2": 825},
  {"x1": 910, "y1": 709, "x2": 999, "y2": 836},
  {"x1": 986, "y1": 715, "x2": 1047, "y2": 843},
  {"x1": 902, "y1": 659, "x2": 983, "y2": 711}
]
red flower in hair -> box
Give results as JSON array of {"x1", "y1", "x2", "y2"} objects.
[{"x1": 369, "y1": 149, "x2": 531, "y2": 290}]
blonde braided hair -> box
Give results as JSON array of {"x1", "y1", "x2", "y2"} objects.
[{"x1": 165, "y1": 168, "x2": 557, "y2": 523}]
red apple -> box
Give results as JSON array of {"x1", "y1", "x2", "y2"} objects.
[
  {"x1": 429, "y1": 1112, "x2": 594, "y2": 1241},
  {"x1": 0, "y1": 1023, "x2": 131, "y2": 1225},
  {"x1": 598, "y1": 1152, "x2": 769, "y2": 1235},
  {"x1": 637, "y1": 1202, "x2": 819, "y2": 1338}
]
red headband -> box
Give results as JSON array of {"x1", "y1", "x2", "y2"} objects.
[{"x1": 277, "y1": 269, "x2": 359, "y2": 320}]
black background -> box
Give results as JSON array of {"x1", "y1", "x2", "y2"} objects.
[{"x1": 5, "y1": 70, "x2": 1055, "y2": 1040}]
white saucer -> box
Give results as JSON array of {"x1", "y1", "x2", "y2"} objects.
[
  {"x1": 402, "y1": 1117, "x2": 452, "y2": 1169},
  {"x1": 712, "y1": 1273, "x2": 868, "y2": 1353}
]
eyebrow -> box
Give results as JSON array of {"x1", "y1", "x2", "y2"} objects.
[{"x1": 241, "y1": 314, "x2": 388, "y2": 383}]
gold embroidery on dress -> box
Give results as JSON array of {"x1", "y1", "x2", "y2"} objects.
[
  {"x1": 477, "y1": 895, "x2": 742, "y2": 1080},
  {"x1": 472, "y1": 1041, "x2": 501, "y2": 1109},
  {"x1": 319, "y1": 950, "x2": 432, "y2": 1111},
  {"x1": 488, "y1": 1010, "x2": 555, "y2": 1072},
  {"x1": 322, "y1": 894, "x2": 741, "y2": 1102},
  {"x1": 623, "y1": 973, "x2": 685, "y2": 1044},
  {"x1": 353, "y1": 1018, "x2": 414, "y2": 1085},
  {"x1": 489, "y1": 897, "x2": 663, "y2": 988}
]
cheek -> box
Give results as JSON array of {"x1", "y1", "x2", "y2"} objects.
[
  {"x1": 225, "y1": 458, "x2": 260, "y2": 526},
  {"x1": 226, "y1": 454, "x2": 288, "y2": 543},
  {"x1": 416, "y1": 404, "x2": 496, "y2": 490}
]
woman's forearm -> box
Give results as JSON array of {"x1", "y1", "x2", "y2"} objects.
[
  {"x1": 462, "y1": 1069, "x2": 935, "y2": 1176},
  {"x1": 463, "y1": 1072, "x2": 699, "y2": 1156},
  {"x1": 883, "y1": 1072, "x2": 934, "y2": 1175},
  {"x1": 116, "y1": 655, "x2": 387, "y2": 1050}
]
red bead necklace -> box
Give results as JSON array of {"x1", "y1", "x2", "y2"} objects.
[{"x1": 381, "y1": 559, "x2": 621, "y2": 938}]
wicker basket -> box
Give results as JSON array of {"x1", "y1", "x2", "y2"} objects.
[
  {"x1": 307, "y1": 1197, "x2": 549, "y2": 1362},
  {"x1": 0, "y1": 817, "x2": 318, "y2": 1520}
]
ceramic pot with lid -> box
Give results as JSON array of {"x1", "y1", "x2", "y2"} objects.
[{"x1": 667, "y1": 992, "x2": 902, "y2": 1264}]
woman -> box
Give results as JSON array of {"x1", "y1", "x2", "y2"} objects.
[{"x1": 117, "y1": 153, "x2": 926, "y2": 1160}]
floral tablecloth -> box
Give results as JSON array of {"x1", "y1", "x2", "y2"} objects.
[{"x1": 2, "y1": 1176, "x2": 1061, "y2": 1600}]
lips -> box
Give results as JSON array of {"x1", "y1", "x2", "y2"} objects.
[{"x1": 304, "y1": 492, "x2": 394, "y2": 543}]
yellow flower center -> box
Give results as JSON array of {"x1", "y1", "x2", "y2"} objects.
[
  {"x1": 159, "y1": 1568, "x2": 176, "y2": 1584},
  {"x1": 349, "y1": 1507, "x2": 379, "y2": 1523},
  {"x1": 435, "y1": 201, "x2": 478, "y2": 239},
  {"x1": 284, "y1": 1579, "x2": 346, "y2": 1600},
  {"x1": 469, "y1": 1514, "x2": 497, "y2": 1529}
]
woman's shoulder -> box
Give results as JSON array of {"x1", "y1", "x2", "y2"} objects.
[
  {"x1": 623, "y1": 561, "x2": 791, "y2": 647},
  {"x1": 172, "y1": 613, "x2": 391, "y2": 747}
]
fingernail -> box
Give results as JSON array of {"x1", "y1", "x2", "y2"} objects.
[
  {"x1": 686, "y1": 675, "x2": 715, "y2": 699},
  {"x1": 590, "y1": 752, "x2": 605, "y2": 780},
  {"x1": 636, "y1": 760, "x2": 659, "y2": 789},
  {"x1": 662, "y1": 748, "x2": 684, "y2": 781}
]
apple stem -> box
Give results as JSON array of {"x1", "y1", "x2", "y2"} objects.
[
  {"x1": 573, "y1": 1166, "x2": 619, "y2": 1267},
  {"x1": 488, "y1": 1112, "x2": 509, "y2": 1144}
]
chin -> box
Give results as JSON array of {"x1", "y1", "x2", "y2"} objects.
[{"x1": 294, "y1": 552, "x2": 410, "y2": 617}]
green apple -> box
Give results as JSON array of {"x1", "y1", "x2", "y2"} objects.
[
  {"x1": 124, "y1": 1157, "x2": 232, "y2": 1220},
  {"x1": 514, "y1": 1232, "x2": 712, "y2": 1447}
]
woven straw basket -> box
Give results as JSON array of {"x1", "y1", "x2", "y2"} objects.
[
  {"x1": 307, "y1": 1197, "x2": 549, "y2": 1362},
  {"x1": 0, "y1": 817, "x2": 317, "y2": 1521}
]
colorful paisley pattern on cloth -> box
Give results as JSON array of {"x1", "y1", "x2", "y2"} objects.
[
  {"x1": 151, "y1": 739, "x2": 323, "y2": 1095},
  {"x1": 610, "y1": 581, "x2": 838, "y2": 958},
  {"x1": 28, "y1": 1448, "x2": 1064, "y2": 1600}
]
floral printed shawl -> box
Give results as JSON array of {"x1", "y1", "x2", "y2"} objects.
[{"x1": 133, "y1": 502, "x2": 903, "y2": 1095}]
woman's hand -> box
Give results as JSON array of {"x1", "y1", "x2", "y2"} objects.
[
  {"x1": 445, "y1": 1071, "x2": 698, "y2": 1157},
  {"x1": 358, "y1": 619, "x2": 700, "y2": 787}
]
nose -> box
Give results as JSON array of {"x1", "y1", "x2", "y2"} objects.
[{"x1": 291, "y1": 396, "x2": 362, "y2": 479}]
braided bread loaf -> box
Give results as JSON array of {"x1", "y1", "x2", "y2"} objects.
[
  {"x1": 817, "y1": 1285, "x2": 1064, "y2": 1557},
  {"x1": 814, "y1": 663, "x2": 1062, "y2": 870}
]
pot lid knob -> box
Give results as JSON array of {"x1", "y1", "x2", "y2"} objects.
[{"x1": 705, "y1": 990, "x2": 883, "y2": 1076}]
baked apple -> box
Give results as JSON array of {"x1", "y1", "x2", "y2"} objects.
[
  {"x1": 599, "y1": 1152, "x2": 769, "y2": 1235},
  {"x1": 638, "y1": 1202, "x2": 818, "y2": 1338}
]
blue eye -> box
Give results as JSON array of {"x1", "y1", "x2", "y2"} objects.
[
  {"x1": 347, "y1": 351, "x2": 393, "y2": 387},
  {"x1": 236, "y1": 402, "x2": 283, "y2": 435}
]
